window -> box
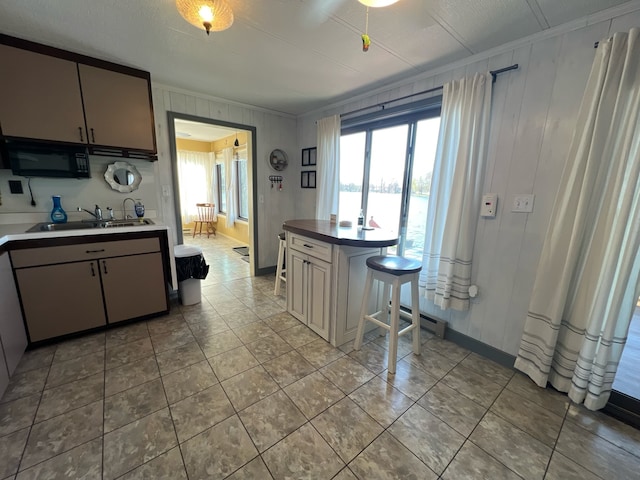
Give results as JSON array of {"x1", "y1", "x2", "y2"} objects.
[
  {"x1": 236, "y1": 157, "x2": 249, "y2": 220},
  {"x1": 339, "y1": 132, "x2": 366, "y2": 224},
  {"x1": 339, "y1": 101, "x2": 441, "y2": 258},
  {"x1": 176, "y1": 150, "x2": 214, "y2": 222},
  {"x1": 216, "y1": 163, "x2": 226, "y2": 214},
  {"x1": 215, "y1": 153, "x2": 250, "y2": 221}
]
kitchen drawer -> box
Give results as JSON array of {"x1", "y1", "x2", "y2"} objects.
[
  {"x1": 288, "y1": 233, "x2": 332, "y2": 263},
  {"x1": 11, "y1": 237, "x2": 160, "y2": 268}
]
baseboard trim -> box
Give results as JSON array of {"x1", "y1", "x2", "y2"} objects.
[
  {"x1": 256, "y1": 266, "x2": 276, "y2": 276},
  {"x1": 443, "y1": 327, "x2": 517, "y2": 369}
]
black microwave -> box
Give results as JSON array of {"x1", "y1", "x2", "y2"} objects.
[{"x1": 5, "y1": 141, "x2": 91, "y2": 178}]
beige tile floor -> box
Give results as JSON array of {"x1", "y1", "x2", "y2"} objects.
[{"x1": 1, "y1": 234, "x2": 640, "y2": 479}]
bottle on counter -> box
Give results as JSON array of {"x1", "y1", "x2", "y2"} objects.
[
  {"x1": 134, "y1": 199, "x2": 145, "y2": 220},
  {"x1": 50, "y1": 195, "x2": 67, "y2": 224},
  {"x1": 357, "y1": 209, "x2": 364, "y2": 231}
]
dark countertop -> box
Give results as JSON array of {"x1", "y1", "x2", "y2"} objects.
[{"x1": 283, "y1": 219, "x2": 398, "y2": 248}]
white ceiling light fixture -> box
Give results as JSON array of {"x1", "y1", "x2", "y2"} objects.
[
  {"x1": 358, "y1": 0, "x2": 400, "y2": 7},
  {"x1": 175, "y1": 0, "x2": 234, "y2": 36}
]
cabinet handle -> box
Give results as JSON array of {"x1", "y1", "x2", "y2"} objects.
[
  {"x1": 86, "y1": 249, "x2": 105, "y2": 253},
  {"x1": 303, "y1": 244, "x2": 314, "y2": 249},
  {"x1": 78, "y1": 127, "x2": 84, "y2": 142},
  {"x1": 90, "y1": 128, "x2": 95, "y2": 143},
  {"x1": 102, "y1": 260, "x2": 108, "y2": 274},
  {"x1": 90, "y1": 263, "x2": 95, "y2": 277}
]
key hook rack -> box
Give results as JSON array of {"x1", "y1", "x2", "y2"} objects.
[{"x1": 269, "y1": 175, "x2": 283, "y2": 190}]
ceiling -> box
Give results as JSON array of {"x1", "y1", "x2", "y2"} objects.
[{"x1": 0, "y1": 0, "x2": 633, "y2": 116}]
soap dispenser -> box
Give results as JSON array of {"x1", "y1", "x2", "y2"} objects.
[
  {"x1": 50, "y1": 195, "x2": 67, "y2": 224},
  {"x1": 134, "y1": 199, "x2": 145, "y2": 220}
]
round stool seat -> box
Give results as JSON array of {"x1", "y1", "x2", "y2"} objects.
[{"x1": 366, "y1": 255, "x2": 422, "y2": 275}]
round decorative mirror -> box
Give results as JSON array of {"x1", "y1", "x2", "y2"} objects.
[
  {"x1": 104, "y1": 161, "x2": 142, "y2": 193},
  {"x1": 269, "y1": 149, "x2": 288, "y2": 171}
]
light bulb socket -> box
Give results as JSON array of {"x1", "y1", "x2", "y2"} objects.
[
  {"x1": 203, "y1": 21, "x2": 212, "y2": 35},
  {"x1": 234, "y1": 138, "x2": 239, "y2": 147}
]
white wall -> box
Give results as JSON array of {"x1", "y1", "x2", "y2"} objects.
[
  {"x1": 150, "y1": 84, "x2": 297, "y2": 270},
  {"x1": 296, "y1": 5, "x2": 640, "y2": 356},
  {"x1": 0, "y1": 155, "x2": 158, "y2": 224}
]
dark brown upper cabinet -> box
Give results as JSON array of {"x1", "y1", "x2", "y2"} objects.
[{"x1": 0, "y1": 35, "x2": 157, "y2": 158}]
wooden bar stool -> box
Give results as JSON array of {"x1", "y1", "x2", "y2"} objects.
[
  {"x1": 274, "y1": 232, "x2": 287, "y2": 295},
  {"x1": 354, "y1": 255, "x2": 422, "y2": 374}
]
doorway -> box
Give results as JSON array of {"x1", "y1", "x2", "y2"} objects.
[{"x1": 167, "y1": 112, "x2": 258, "y2": 275}]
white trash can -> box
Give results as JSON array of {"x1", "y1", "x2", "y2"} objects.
[{"x1": 174, "y1": 245, "x2": 207, "y2": 306}]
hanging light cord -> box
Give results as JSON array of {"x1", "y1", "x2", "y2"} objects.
[
  {"x1": 361, "y1": 7, "x2": 371, "y2": 52},
  {"x1": 365, "y1": 6, "x2": 369, "y2": 35}
]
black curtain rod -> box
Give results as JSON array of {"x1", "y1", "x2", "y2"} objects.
[{"x1": 340, "y1": 63, "x2": 519, "y2": 120}]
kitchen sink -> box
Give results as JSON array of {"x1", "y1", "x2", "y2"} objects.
[{"x1": 27, "y1": 219, "x2": 155, "y2": 232}]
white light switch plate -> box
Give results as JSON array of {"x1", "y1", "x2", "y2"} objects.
[{"x1": 512, "y1": 194, "x2": 534, "y2": 213}]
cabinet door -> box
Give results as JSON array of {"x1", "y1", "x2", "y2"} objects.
[
  {"x1": 307, "y1": 258, "x2": 331, "y2": 339},
  {"x1": 287, "y1": 250, "x2": 307, "y2": 323},
  {"x1": 78, "y1": 64, "x2": 156, "y2": 151},
  {"x1": 16, "y1": 261, "x2": 106, "y2": 342},
  {"x1": 0, "y1": 252, "x2": 27, "y2": 375},
  {"x1": 100, "y1": 252, "x2": 167, "y2": 324},
  {"x1": 0, "y1": 44, "x2": 86, "y2": 143}
]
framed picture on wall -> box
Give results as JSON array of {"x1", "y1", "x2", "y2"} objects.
[
  {"x1": 302, "y1": 147, "x2": 317, "y2": 166},
  {"x1": 301, "y1": 170, "x2": 316, "y2": 188}
]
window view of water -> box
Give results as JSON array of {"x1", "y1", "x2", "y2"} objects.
[
  {"x1": 338, "y1": 116, "x2": 440, "y2": 260},
  {"x1": 340, "y1": 191, "x2": 428, "y2": 259}
]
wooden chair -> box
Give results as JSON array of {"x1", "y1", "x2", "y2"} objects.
[{"x1": 193, "y1": 203, "x2": 217, "y2": 238}]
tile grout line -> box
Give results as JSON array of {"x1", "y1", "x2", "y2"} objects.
[
  {"x1": 542, "y1": 400, "x2": 573, "y2": 480},
  {"x1": 101, "y1": 333, "x2": 107, "y2": 480},
  {"x1": 11, "y1": 344, "x2": 55, "y2": 477},
  {"x1": 10, "y1": 244, "x2": 639, "y2": 480},
  {"x1": 375, "y1": 349, "x2": 472, "y2": 478},
  {"x1": 439, "y1": 359, "x2": 519, "y2": 478}
]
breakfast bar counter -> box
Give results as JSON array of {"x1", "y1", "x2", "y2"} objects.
[
  {"x1": 282, "y1": 219, "x2": 398, "y2": 248},
  {"x1": 283, "y1": 219, "x2": 398, "y2": 347}
]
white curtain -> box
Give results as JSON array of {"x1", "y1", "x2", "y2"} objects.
[
  {"x1": 224, "y1": 147, "x2": 238, "y2": 227},
  {"x1": 177, "y1": 150, "x2": 214, "y2": 222},
  {"x1": 515, "y1": 29, "x2": 640, "y2": 410},
  {"x1": 210, "y1": 152, "x2": 220, "y2": 217},
  {"x1": 419, "y1": 72, "x2": 493, "y2": 311},
  {"x1": 316, "y1": 114, "x2": 341, "y2": 220}
]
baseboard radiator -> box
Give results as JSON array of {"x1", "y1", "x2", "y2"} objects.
[{"x1": 398, "y1": 306, "x2": 446, "y2": 338}]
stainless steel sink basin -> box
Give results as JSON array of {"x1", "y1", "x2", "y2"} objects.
[{"x1": 27, "y1": 219, "x2": 155, "y2": 232}]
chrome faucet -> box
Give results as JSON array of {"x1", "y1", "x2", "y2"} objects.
[
  {"x1": 123, "y1": 197, "x2": 136, "y2": 219},
  {"x1": 77, "y1": 205, "x2": 103, "y2": 220}
]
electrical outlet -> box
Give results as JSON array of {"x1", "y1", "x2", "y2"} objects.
[
  {"x1": 161, "y1": 185, "x2": 170, "y2": 197},
  {"x1": 9, "y1": 180, "x2": 23, "y2": 194},
  {"x1": 512, "y1": 194, "x2": 535, "y2": 213}
]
